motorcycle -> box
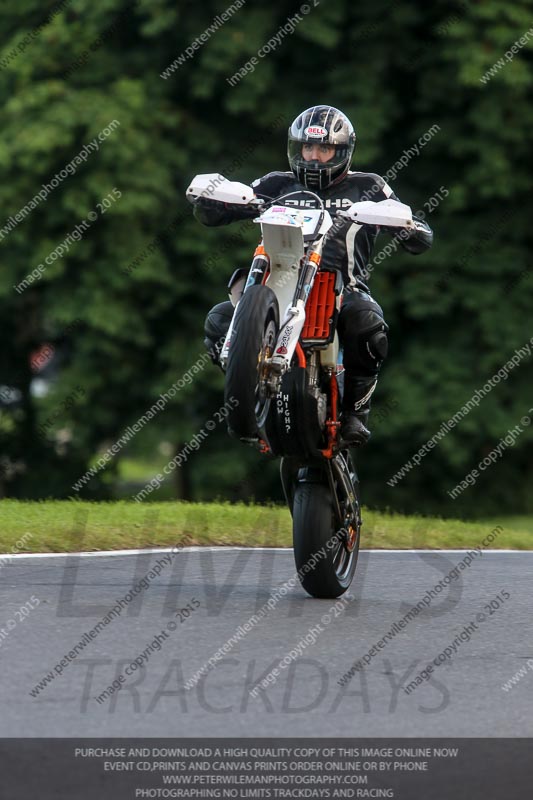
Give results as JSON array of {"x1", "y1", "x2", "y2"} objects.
[{"x1": 187, "y1": 173, "x2": 415, "y2": 598}]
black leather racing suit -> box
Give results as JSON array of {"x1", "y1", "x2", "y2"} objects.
[{"x1": 196, "y1": 169, "x2": 433, "y2": 423}]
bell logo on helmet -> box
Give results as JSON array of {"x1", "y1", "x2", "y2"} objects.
[{"x1": 305, "y1": 125, "x2": 328, "y2": 138}]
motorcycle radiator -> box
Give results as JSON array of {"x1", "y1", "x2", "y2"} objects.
[{"x1": 300, "y1": 271, "x2": 338, "y2": 344}]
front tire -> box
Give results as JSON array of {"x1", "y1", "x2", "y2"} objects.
[{"x1": 224, "y1": 285, "x2": 279, "y2": 440}]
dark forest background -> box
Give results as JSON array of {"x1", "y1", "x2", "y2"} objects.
[{"x1": 1, "y1": 0, "x2": 532, "y2": 517}]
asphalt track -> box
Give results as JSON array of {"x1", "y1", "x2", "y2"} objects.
[{"x1": 1, "y1": 547, "x2": 532, "y2": 736}]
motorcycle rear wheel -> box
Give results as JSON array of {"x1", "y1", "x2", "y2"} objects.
[
  {"x1": 292, "y1": 459, "x2": 360, "y2": 598},
  {"x1": 224, "y1": 285, "x2": 279, "y2": 440}
]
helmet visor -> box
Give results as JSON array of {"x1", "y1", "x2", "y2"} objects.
[{"x1": 287, "y1": 140, "x2": 350, "y2": 172}]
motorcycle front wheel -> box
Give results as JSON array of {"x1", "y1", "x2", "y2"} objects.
[{"x1": 224, "y1": 285, "x2": 279, "y2": 440}]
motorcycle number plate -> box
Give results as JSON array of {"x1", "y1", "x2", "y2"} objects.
[{"x1": 260, "y1": 206, "x2": 323, "y2": 238}]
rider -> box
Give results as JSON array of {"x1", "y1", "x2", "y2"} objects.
[{"x1": 192, "y1": 105, "x2": 433, "y2": 445}]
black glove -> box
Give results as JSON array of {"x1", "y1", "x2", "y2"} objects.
[
  {"x1": 379, "y1": 224, "x2": 411, "y2": 236},
  {"x1": 191, "y1": 195, "x2": 257, "y2": 213},
  {"x1": 187, "y1": 195, "x2": 222, "y2": 207}
]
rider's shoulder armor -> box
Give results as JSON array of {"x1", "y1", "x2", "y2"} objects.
[
  {"x1": 341, "y1": 171, "x2": 396, "y2": 201},
  {"x1": 252, "y1": 171, "x2": 300, "y2": 200}
]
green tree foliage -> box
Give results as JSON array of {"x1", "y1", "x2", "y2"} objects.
[{"x1": 0, "y1": 0, "x2": 532, "y2": 514}]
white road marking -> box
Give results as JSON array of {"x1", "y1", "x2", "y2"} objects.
[{"x1": 0, "y1": 548, "x2": 531, "y2": 559}]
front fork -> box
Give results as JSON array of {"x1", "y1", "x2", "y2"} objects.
[
  {"x1": 219, "y1": 246, "x2": 269, "y2": 367},
  {"x1": 220, "y1": 240, "x2": 323, "y2": 379}
]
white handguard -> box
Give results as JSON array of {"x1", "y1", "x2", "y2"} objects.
[
  {"x1": 339, "y1": 198, "x2": 415, "y2": 228},
  {"x1": 186, "y1": 173, "x2": 261, "y2": 205}
]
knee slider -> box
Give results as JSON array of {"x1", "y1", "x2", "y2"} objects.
[
  {"x1": 204, "y1": 301, "x2": 233, "y2": 343},
  {"x1": 338, "y1": 296, "x2": 388, "y2": 374},
  {"x1": 368, "y1": 328, "x2": 388, "y2": 361},
  {"x1": 357, "y1": 324, "x2": 388, "y2": 372},
  {"x1": 204, "y1": 301, "x2": 233, "y2": 363}
]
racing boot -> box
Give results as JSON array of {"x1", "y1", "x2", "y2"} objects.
[{"x1": 339, "y1": 374, "x2": 377, "y2": 446}]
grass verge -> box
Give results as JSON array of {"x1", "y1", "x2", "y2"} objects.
[{"x1": 0, "y1": 500, "x2": 531, "y2": 554}]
